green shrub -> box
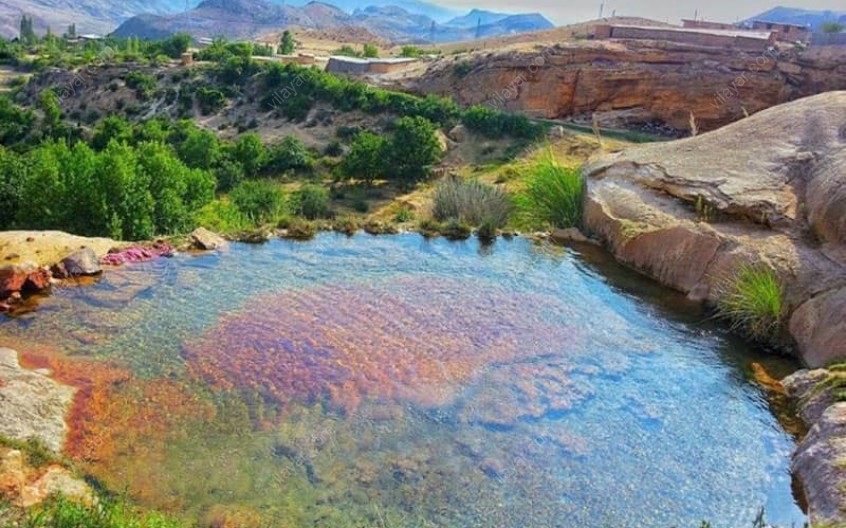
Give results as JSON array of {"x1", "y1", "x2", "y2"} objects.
[
  {"x1": 229, "y1": 180, "x2": 288, "y2": 224},
  {"x1": 192, "y1": 200, "x2": 252, "y2": 234},
  {"x1": 386, "y1": 116, "x2": 444, "y2": 182},
  {"x1": 340, "y1": 132, "x2": 388, "y2": 183},
  {"x1": 462, "y1": 105, "x2": 542, "y2": 140},
  {"x1": 267, "y1": 136, "x2": 314, "y2": 173},
  {"x1": 196, "y1": 86, "x2": 227, "y2": 115},
  {"x1": 432, "y1": 177, "x2": 511, "y2": 228},
  {"x1": 0, "y1": 95, "x2": 36, "y2": 145},
  {"x1": 517, "y1": 154, "x2": 584, "y2": 229},
  {"x1": 716, "y1": 264, "x2": 785, "y2": 343},
  {"x1": 293, "y1": 184, "x2": 331, "y2": 220},
  {"x1": 124, "y1": 71, "x2": 156, "y2": 100},
  {"x1": 454, "y1": 60, "x2": 473, "y2": 77},
  {"x1": 231, "y1": 132, "x2": 267, "y2": 178}
]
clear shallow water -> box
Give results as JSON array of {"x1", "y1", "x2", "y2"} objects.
[{"x1": 1, "y1": 234, "x2": 805, "y2": 527}]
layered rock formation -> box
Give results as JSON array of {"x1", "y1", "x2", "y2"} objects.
[
  {"x1": 582, "y1": 91, "x2": 846, "y2": 367},
  {"x1": 411, "y1": 41, "x2": 846, "y2": 133}
]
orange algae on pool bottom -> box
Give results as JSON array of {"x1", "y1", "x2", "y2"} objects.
[
  {"x1": 184, "y1": 277, "x2": 582, "y2": 413},
  {"x1": 19, "y1": 351, "x2": 215, "y2": 463}
]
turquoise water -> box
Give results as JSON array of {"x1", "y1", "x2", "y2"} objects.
[{"x1": 1, "y1": 233, "x2": 805, "y2": 527}]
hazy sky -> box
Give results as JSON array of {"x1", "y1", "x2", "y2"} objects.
[{"x1": 438, "y1": 1, "x2": 845, "y2": 25}]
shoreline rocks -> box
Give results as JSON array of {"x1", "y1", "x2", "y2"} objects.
[
  {"x1": 784, "y1": 369, "x2": 846, "y2": 525},
  {"x1": 582, "y1": 91, "x2": 846, "y2": 368},
  {"x1": 0, "y1": 348, "x2": 75, "y2": 453}
]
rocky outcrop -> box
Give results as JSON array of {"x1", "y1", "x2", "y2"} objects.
[
  {"x1": 0, "y1": 231, "x2": 124, "y2": 310},
  {"x1": 189, "y1": 228, "x2": 228, "y2": 251},
  {"x1": 412, "y1": 41, "x2": 846, "y2": 133},
  {"x1": 0, "y1": 348, "x2": 75, "y2": 453},
  {"x1": 582, "y1": 92, "x2": 846, "y2": 367},
  {"x1": 784, "y1": 369, "x2": 846, "y2": 525}
]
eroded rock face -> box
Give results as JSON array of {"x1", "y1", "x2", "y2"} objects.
[
  {"x1": 0, "y1": 348, "x2": 76, "y2": 453},
  {"x1": 582, "y1": 92, "x2": 846, "y2": 367},
  {"x1": 412, "y1": 42, "x2": 846, "y2": 133}
]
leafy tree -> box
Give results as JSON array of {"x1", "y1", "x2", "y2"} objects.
[
  {"x1": 176, "y1": 128, "x2": 221, "y2": 170},
  {"x1": 387, "y1": 116, "x2": 443, "y2": 182},
  {"x1": 267, "y1": 135, "x2": 313, "y2": 173},
  {"x1": 39, "y1": 90, "x2": 62, "y2": 137},
  {"x1": 66, "y1": 23, "x2": 76, "y2": 39},
  {"x1": 0, "y1": 147, "x2": 26, "y2": 228},
  {"x1": 340, "y1": 131, "x2": 388, "y2": 184},
  {"x1": 215, "y1": 159, "x2": 245, "y2": 192},
  {"x1": 0, "y1": 96, "x2": 35, "y2": 145},
  {"x1": 20, "y1": 15, "x2": 36, "y2": 46},
  {"x1": 363, "y1": 43, "x2": 379, "y2": 58},
  {"x1": 279, "y1": 30, "x2": 295, "y2": 55},
  {"x1": 92, "y1": 116, "x2": 131, "y2": 150},
  {"x1": 96, "y1": 141, "x2": 154, "y2": 240},
  {"x1": 159, "y1": 33, "x2": 191, "y2": 58},
  {"x1": 232, "y1": 133, "x2": 267, "y2": 178}
]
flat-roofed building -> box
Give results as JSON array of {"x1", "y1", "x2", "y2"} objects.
[
  {"x1": 593, "y1": 24, "x2": 775, "y2": 51},
  {"x1": 750, "y1": 20, "x2": 810, "y2": 43},
  {"x1": 326, "y1": 56, "x2": 417, "y2": 75}
]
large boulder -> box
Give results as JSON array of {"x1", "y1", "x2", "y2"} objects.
[
  {"x1": 190, "y1": 228, "x2": 228, "y2": 251},
  {"x1": 583, "y1": 92, "x2": 846, "y2": 367},
  {"x1": 59, "y1": 248, "x2": 102, "y2": 277}
]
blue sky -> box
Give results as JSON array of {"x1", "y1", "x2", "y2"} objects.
[{"x1": 438, "y1": 1, "x2": 845, "y2": 25}]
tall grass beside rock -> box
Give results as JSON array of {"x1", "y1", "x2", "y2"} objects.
[
  {"x1": 715, "y1": 264, "x2": 785, "y2": 345},
  {"x1": 516, "y1": 153, "x2": 584, "y2": 229}
]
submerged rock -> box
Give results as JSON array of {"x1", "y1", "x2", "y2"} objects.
[{"x1": 0, "y1": 348, "x2": 75, "y2": 453}]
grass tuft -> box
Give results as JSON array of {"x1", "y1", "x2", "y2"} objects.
[
  {"x1": 715, "y1": 264, "x2": 784, "y2": 343},
  {"x1": 431, "y1": 177, "x2": 511, "y2": 228},
  {"x1": 516, "y1": 152, "x2": 584, "y2": 229}
]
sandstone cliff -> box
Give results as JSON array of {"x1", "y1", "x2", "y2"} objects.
[
  {"x1": 582, "y1": 91, "x2": 846, "y2": 367},
  {"x1": 411, "y1": 41, "x2": 846, "y2": 133}
]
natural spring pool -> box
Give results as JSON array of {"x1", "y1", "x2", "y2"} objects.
[{"x1": 1, "y1": 233, "x2": 806, "y2": 527}]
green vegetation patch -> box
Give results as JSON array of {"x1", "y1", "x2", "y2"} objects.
[
  {"x1": 715, "y1": 264, "x2": 785, "y2": 344},
  {"x1": 515, "y1": 153, "x2": 585, "y2": 229}
]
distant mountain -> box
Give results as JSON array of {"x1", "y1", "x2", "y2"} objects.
[
  {"x1": 446, "y1": 9, "x2": 510, "y2": 28},
  {"x1": 0, "y1": 0, "x2": 200, "y2": 39},
  {"x1": 287, "y1": 0, "x2": 460, "y2": 22},
  {"x1": 112, "y1": 0, "x2": 556, "y2": 44},
  {"x1": 112, "y1": 0, "x2": 352, "y2": 39},
  {"x1": 743, "y1": 6, "x2": 846, "y2": 30}
]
